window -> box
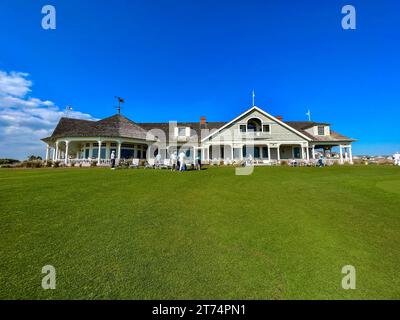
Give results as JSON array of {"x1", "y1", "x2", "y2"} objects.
[
  {"x1": 318, "y1": 126, "x2": 325, "y2": 136},
  {"x1": 121, "y1": 149, "x2": 134, "y2": 159},
  {"x1": 233, "y1": 148, "x2": 241, "y2": 159},
  {"x1": 100, "y1": 148, "x2": 106, "y2": 159},
  {"x1": 262, "y1": 147, "x2": 269, "y2": 158},
  {"x1": 240, "y1": 125, "x2": 246, "y2": 133},
  {"x1": 293, "y1": 147, "x2": 301, "y2": 159},
  {"x1": 263, "y1": 124, "x2": 270, "y2": 133},
  {"x1": 247, "y1": 118, "x2": 262, "y2": 132},
  {"x1": 254, "y1": 147, "x2": 260, "y2": 159},
  {"x1": 178, "y1": 127, "x2": 186, "y2": 136}
]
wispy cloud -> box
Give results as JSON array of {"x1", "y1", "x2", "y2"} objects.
[{"x1": 0, "y1": 70, "x2": 95, "y2": 160}]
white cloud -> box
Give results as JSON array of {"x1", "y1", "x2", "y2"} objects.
[{"x1": 0, "y1": 70, "x2": 95, "y2": 160}]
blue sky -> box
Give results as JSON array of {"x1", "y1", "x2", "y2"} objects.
[{"x1": 0, "y1": 0, "x2": 399, "y2": 158}]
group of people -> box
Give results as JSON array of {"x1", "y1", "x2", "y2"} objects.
[{"x1": 155, "y1": 151, "x2": 201, "y2": 171}]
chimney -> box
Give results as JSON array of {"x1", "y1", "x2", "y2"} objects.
[
  {"x1": 276, "y1": 115, "x2": 283, "y2": 121},
  {"x1": 200, "y1": 116, "x2": 206, "y2": 125}
]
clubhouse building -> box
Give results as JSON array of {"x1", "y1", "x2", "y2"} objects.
[{"x1": 42, "y1": 106, "x2": 356, "y2": 165}]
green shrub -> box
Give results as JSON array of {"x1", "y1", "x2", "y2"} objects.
[
  {"x1": 0, "y1": 159, "x2": 20, "y2": 165},
  {"x1": 45, "y1": 160, "x2": 53, "y2": 167},
  {"x1": 23, "y1": 160, "x2": 43, "y2": 168}
]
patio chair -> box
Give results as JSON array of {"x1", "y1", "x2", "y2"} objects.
[
  {"x1": 271, "y1": 160, "x2": 279, "y2": 166},
  {"x1": 159, "y1": 159, "x2": 171, "y2": 169},
  {"x1": 129, "y1": 158, "x2": 140, "y2": 169},
  {"x1": 144, "y1": 159, "x2": 155, "y2": 169},
  {"x1": 224, "y1": 158, "x2": 232, "y2": 165}
]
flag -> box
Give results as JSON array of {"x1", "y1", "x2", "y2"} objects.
[
  {"x1": 306, "y1": 109, "x2": 311, "y2": 121},
  {"x1": 118, "y1": 97, "x2": 124, "y2": 103}
]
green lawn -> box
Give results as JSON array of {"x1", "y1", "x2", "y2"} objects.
[{"x1": 1, "y1": 166, "x2": 400, "y2": 299}]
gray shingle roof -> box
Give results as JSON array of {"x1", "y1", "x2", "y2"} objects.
[
  {"x1": 285, "y1": 121, "x2": 355, "y2": 142},
  {"x1": 43, "y1": 114, "x2": 151, "y2": 141},
  {"x1": 42, "y1": 115, "x2": 355, "y2": 144}
]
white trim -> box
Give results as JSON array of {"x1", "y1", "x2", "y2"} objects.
[{"x1": 201, "y1": 106, "x2": 311, "y2": 142}]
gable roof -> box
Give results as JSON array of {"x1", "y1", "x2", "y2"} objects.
[{"x1": 201, "y1": 106, "x2": 313, "y2": 142}]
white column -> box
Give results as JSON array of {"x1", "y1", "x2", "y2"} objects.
[
  {"x1": 193, "y1": 146, "x2": 196, "y2": 164},
  {"x1": 312, "y1": 146, "x2": 315, "y2": 159},
  {"x1": 349, "y1": 145, "x2": 353, "y2": 164},
  {"x1": 45, "y1": 145, "x2": 50, "y2": 161},
  {"x1": 345, "y1": 146, "x2": 349, "y2": 163},
  {"x1": 306, "y1": 146, "x2": 310, "y2": 161},
  {"x1": 97, "y1": 140, "x2": 102, "y2": 164},
  {"x1": 277, "y1": 145, "x2": 281, "y2": 161},
  {"x1": 339, "y1": 145, "x2": 343, "y2": 164},
  {"x1": 55, "y1": 141, "x2": 59, "y2": 161},
  {"x1": 267, "y1": 144, "x2": 271, "y2": 160},
  {"x1": 230, "y1": 144, "x2": 234, "y2": 160},
  {"x1": 117, "y1": 141, "x2": 121, "y2": 159},
  {"x1": 106, "y1": 142, "x2": 110, "y2": 159},
  {"x1": 65, "y1": 141, "x2": 69, "y2": 165}
]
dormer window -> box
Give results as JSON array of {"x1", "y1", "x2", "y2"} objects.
[
  {"x1": 318, "y1": 126, "x2": 325, "y2": 136},
  {"x1": 178, "y1": 127, "x2": 186, "y2": 137},
  {"x1": 247, "y1": 118, "x2": 262, "y2": 132}
]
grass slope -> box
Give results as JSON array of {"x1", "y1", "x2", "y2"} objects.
[{"x1": 0, "y1": 166, "x2": 400, "y2": 299}]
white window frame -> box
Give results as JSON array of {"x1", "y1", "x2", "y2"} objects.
[
  {"x1": 178, "y1": 127, "x2": 187, "y2": 137},
  {"x1": 262, "y1": 124, "x2": 271, "y2": 133}
]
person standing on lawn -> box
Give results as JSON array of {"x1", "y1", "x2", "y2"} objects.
[
  {"x1": 110, "y1": 150, "x2": 116, "y2": 169},
  {"x1": 179, "y1": 151, "x2": 186, "y2": 171},
  {"x1": 394, "y1": 152, "x2": 400, "y2": 166},
  {"x1": 155, "y1": 152, "x2": 162, "y2": 168},
  {"x1": 170, "y1": 151, "x2": 177, "y2": 171},
  {"x1": 195, "y1": 154, "x2": 201, "y2": 170}
]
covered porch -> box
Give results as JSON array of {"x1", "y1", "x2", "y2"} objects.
[
  {"x1": 310, "y1": 143, "x2": 353, "y2": 164},
  {"x1": 45, "y1": 138, "x2": 149, "y2": 166},
  {"x1": 202, "y1": 142, "x2": 312, "y2": 164}
]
